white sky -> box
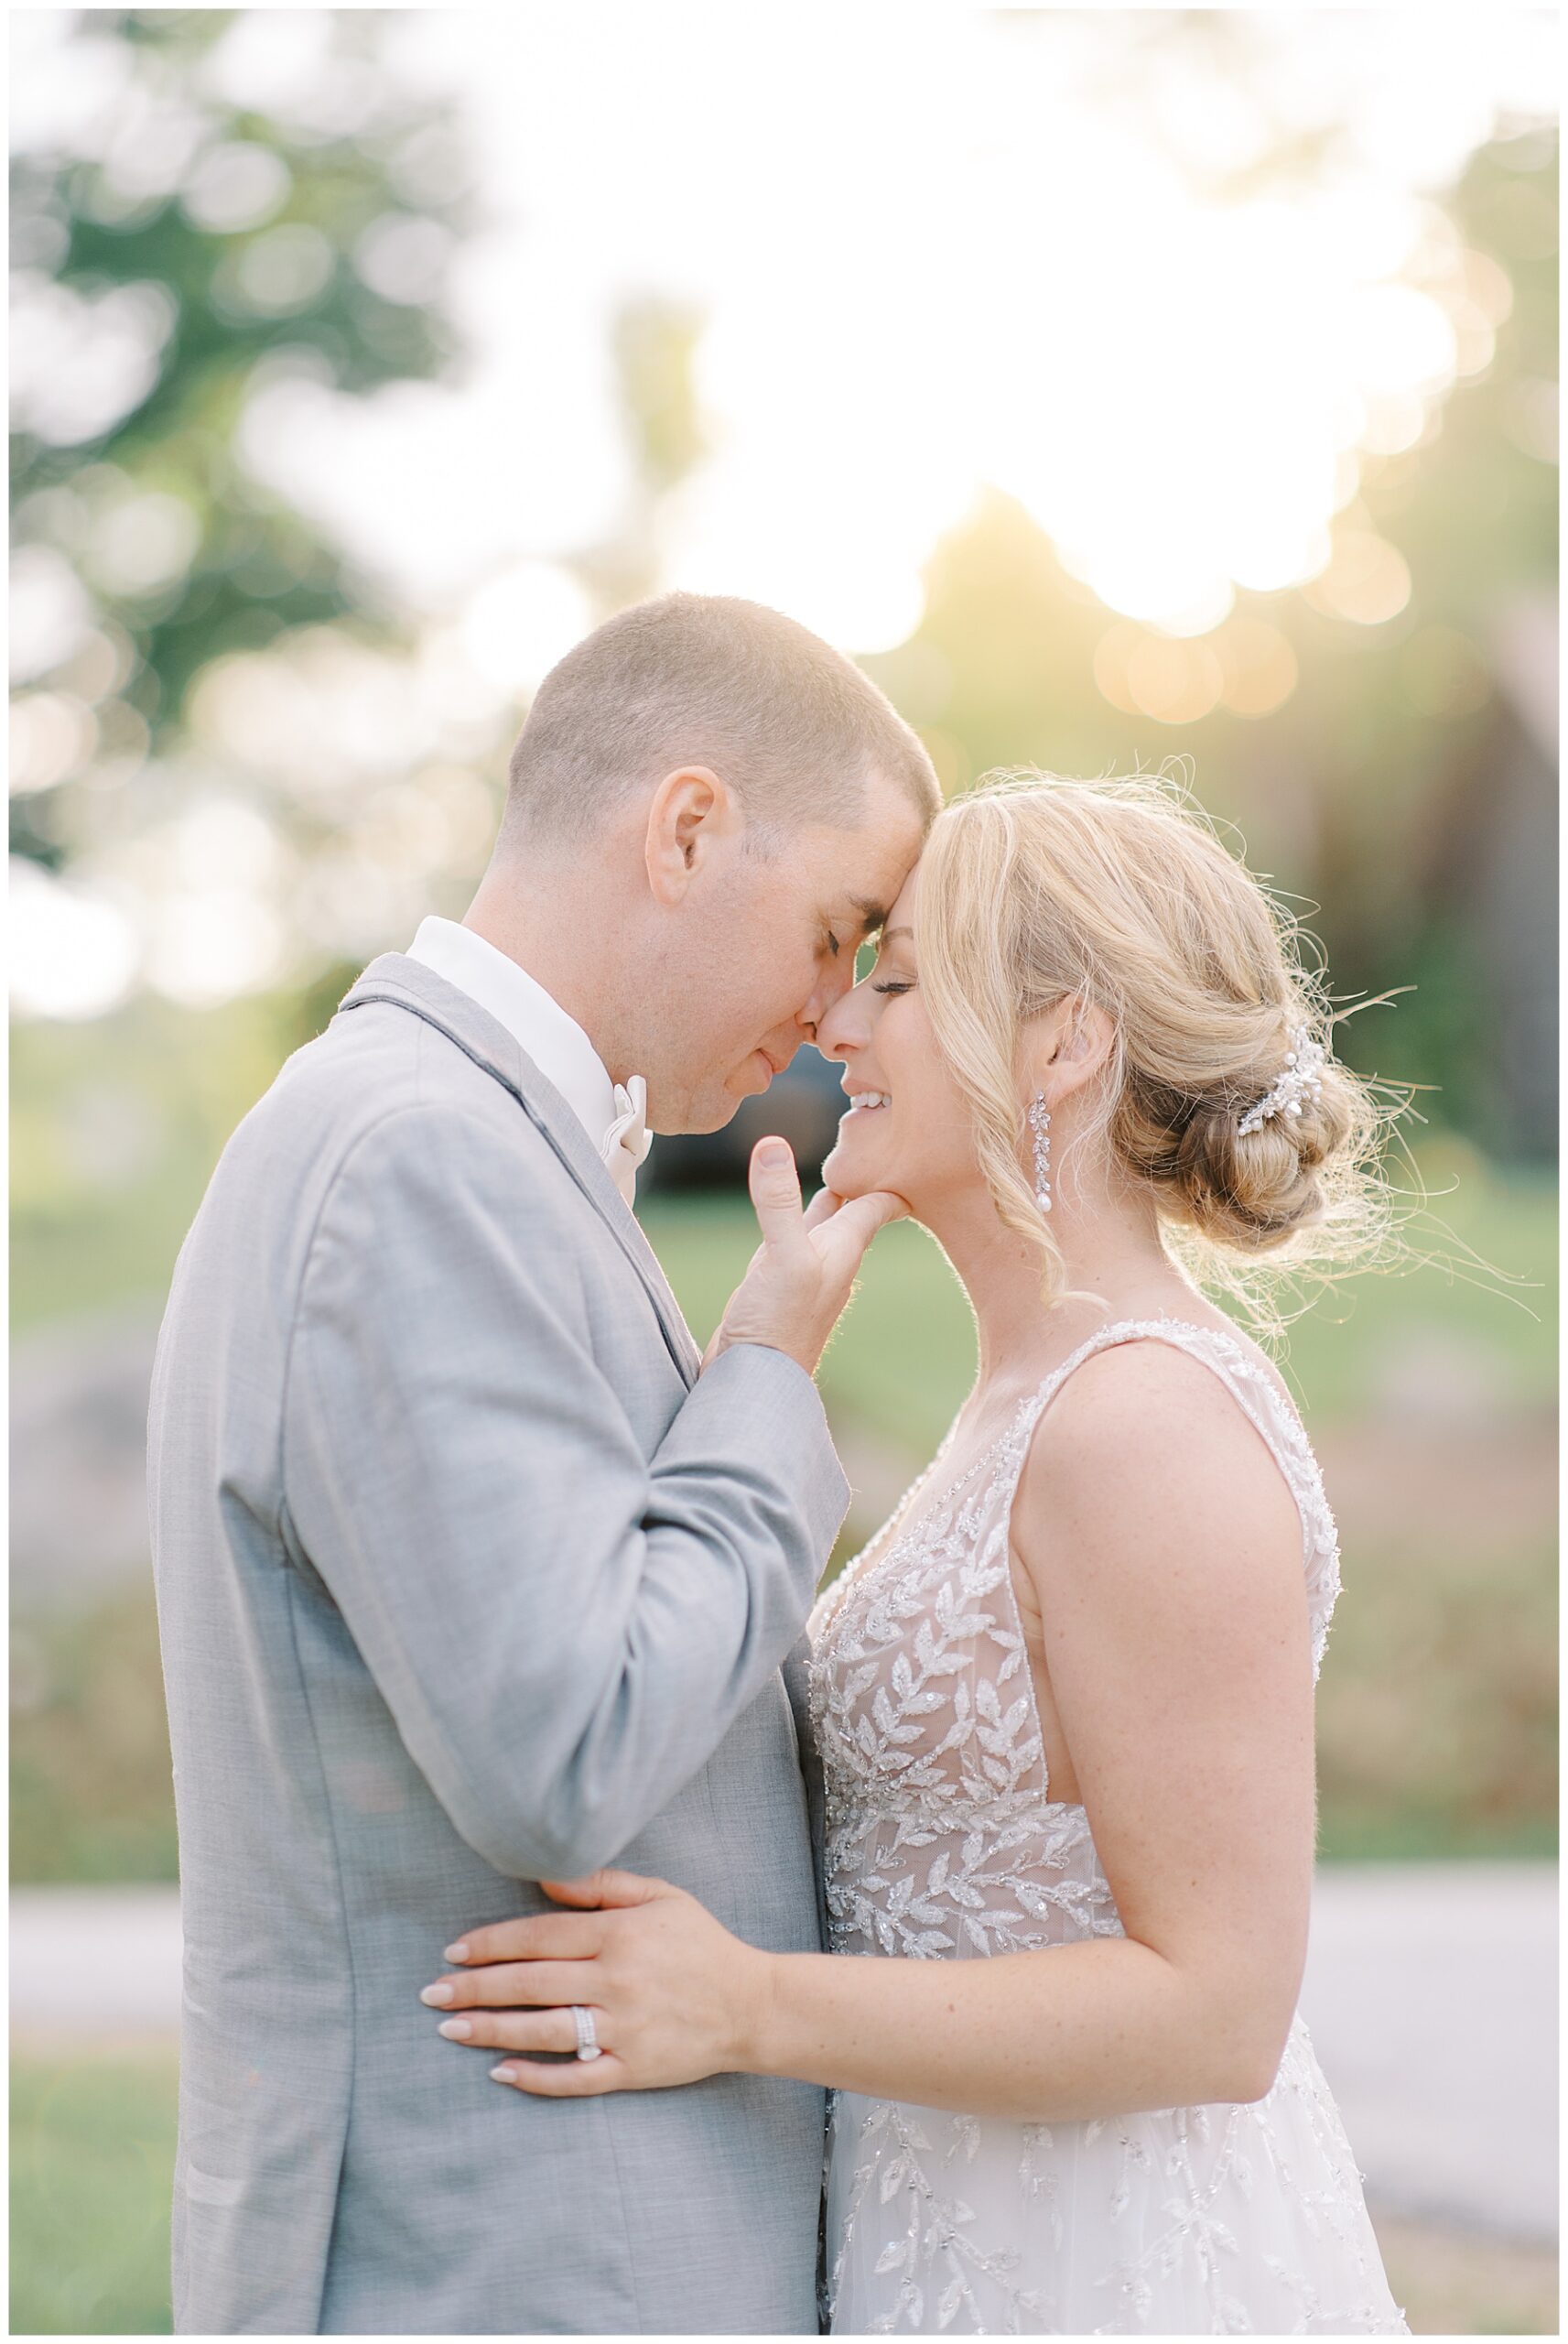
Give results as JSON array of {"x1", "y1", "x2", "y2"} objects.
[{"x1": 241, "y1": 5, "x2": 1557, "y2": 655}]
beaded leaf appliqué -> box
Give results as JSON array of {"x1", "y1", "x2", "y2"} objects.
[{"x1": 808, "y1": 1319, "x2": 1405, "y2": 2338}]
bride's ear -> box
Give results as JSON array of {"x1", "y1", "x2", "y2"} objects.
[{"x1": 1026, "y1": 995, "x2": 1115, "y2": 1100}]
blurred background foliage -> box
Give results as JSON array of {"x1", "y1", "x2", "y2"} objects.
[
  {"x1": 10, "y1": 5, "x2": 468, "y2": 787},
  {"x1": 7, "y1": 12, "x2": 1557, "y2": 2334}
]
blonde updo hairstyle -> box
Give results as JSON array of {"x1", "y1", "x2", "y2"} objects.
[{"x1": 917, "y1": 770, "x2": 1395, "y2": 1329}]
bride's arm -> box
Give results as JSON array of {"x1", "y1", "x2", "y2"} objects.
[{"x1": 425, "y1": 1345, "x2": 1317, "y2": 2121}]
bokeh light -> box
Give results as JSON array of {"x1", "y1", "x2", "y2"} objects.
[{"x1": 1303, "y1": 528, "x2": 1415, "y2": 625}]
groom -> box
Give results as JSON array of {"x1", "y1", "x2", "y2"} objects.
[{"x1": 149, "y1": 591, "x2": 936, "y2": 2334}]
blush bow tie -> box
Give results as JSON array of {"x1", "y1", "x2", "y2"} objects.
[{"x1": 601, "y1": 1076, "x2": 652, "y2": 1206}]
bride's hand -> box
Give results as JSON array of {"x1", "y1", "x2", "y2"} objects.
[{"x1": 420, "y1": 1872, "x2": 773, "y2": 2096}]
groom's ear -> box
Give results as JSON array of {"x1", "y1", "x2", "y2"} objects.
[{"x1": 643, "y1": 765, "x2": 735, "y2": 901}]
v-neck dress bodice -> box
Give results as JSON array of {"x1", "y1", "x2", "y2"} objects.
[{"x1": 807, "y1": 1318, "x2": 1406, "y2": 2336}]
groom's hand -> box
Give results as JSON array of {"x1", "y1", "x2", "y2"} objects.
[{"x1": 705, "y1": 1137, "x2": 905, "y2": 1379}]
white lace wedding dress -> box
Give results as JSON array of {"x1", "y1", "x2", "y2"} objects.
[{"x1": 808, "y1": 1318, "x2": 1409, "y2": 2336}]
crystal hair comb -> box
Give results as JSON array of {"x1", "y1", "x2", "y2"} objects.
[{"x1": 1237, "y1": 1027, "x2": 1327, "y2": 1138}]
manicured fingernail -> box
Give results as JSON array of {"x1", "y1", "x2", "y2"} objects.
[
  {"x1": 758, "y1": 1140, "x2": 789, "y2": 1165},
  {"x1": 490, "y1": 2064, "x2": 517, "y2": 2083},
  {"x1": 444, "y1": 1941, "x2": 470, "y2": 1963},
  {"x1": 437, "y1": 2018, "x2": 471, "y2": 2041},
  {"x1": 419, "y1": 1982, "x2": 453, "y2": 2006}
]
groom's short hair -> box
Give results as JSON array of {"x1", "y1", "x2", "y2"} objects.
[{"x1": 498, "y1": 591, "x2": 941, "y2": 852}]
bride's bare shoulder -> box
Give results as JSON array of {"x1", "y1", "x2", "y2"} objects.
[
  {"x1": 1034, "y1": 1331, "x2": 1263, "y2": 1460},
  {"x1": 1013, "y1": 1329, "x2": 1303, "y2": 1579}
]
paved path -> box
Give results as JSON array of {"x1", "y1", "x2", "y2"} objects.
[
  {"x1": 12, "y1": 1862, "x2": 1557, "y2": 2244},
  {"x1": 13, "y1": 1885, "x2": 181, "y2": 2038},
  {"x1": 1298, "y1": 1861, "x2": 1556, "y2": 2243}
]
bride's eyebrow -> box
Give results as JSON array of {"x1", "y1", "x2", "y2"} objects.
[{"x1": 858, "y1": 923, "x2": 914, "y2": 981}]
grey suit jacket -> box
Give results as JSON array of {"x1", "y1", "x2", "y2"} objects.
[{"x1": 148, "y1": 954, "x2": 848, "y2": 2335}]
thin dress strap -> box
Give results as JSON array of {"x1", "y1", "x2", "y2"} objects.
[{"x1": 1015, "y1": 1316, "x2": 1343, "y2": 1678}]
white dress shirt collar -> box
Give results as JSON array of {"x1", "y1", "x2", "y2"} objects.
[{"x1": 406, "y1": 917, "x2": 646, "y2": 1200}]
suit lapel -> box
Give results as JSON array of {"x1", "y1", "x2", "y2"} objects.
[
  {"x1": 781, "y1": 1635, "x2": 829, "y2": 1950},
  {"x1": 336, "y1": 955, "x2": 702, "y2": 1386}
]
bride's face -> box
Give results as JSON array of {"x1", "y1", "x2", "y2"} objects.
[{"x1": 816, "y1": 864, "x2": 982, "y2": 1214}]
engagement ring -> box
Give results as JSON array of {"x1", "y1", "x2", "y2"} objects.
[{"x1": 571, "y1": 2004, "x2": 602, "y2": 2062}]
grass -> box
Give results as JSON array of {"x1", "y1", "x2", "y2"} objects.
[
  {"x1": 7, "y1": 2053, "x2": 1558, "y2": 2338},
  {"x1": 1373, "y1": 2208, "x2": 1561, "y2": 2337},
  {"x1": 11, "y1": 1590, "x2": 178, "y2": 1883},
  {"x1": 1314, "y1": 1535, "x2": 1558, "y2": 1860},
  {"x1": 643, "y1": 1137, "x2": 1557, "y2": 1453},
  {"x1": 10, "y1": 990, "x2": 328, "y2": 1340},
  {"x1": 11, "y1": 2052, "x2": 178, "y2": 2335}
]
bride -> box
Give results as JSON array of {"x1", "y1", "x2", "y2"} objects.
[{"x1": 427, "y1": 772, "x2": 1409, "y2": 2335}]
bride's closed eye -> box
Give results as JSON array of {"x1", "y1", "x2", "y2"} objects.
[{"x1": 872, "y1": 979, "x2": 914, "y2": 996}]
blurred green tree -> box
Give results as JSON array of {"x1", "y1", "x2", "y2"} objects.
[{"x1": 10, "y1": 7, "x2": 470, "y2": 872}]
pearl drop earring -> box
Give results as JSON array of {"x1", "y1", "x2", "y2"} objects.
[{"x1": 1028, "y1": 1091, "x2": 1053, "y2": 1213}]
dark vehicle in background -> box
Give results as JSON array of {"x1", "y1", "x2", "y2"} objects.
[{"x1": 641, "y1": 1045, "x2": 848, "y2": 1193}]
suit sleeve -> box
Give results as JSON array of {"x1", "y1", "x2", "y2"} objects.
[{"x1": 282, "y1": 1104, "x2": 849, "y2": 1879}]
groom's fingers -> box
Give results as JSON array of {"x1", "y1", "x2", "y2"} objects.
[
  {"x1": 800, "y1": 1184, "x2": 843, "y2": 1233},
  {"x1": 747, "y1": 1137, "x2": 804, "y2": 1246},
  {"x1": 818, "y1": 1187, "x2": 907, "y2": 1262}
]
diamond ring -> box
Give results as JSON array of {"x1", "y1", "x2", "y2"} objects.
[{"x1": 570, "y1": 2004, "x2": 603, "y2": 2062}]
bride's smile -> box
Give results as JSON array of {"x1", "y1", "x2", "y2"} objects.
[{"x1": 820, "y1": 868, "x2": 979, "y2": 1219}]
